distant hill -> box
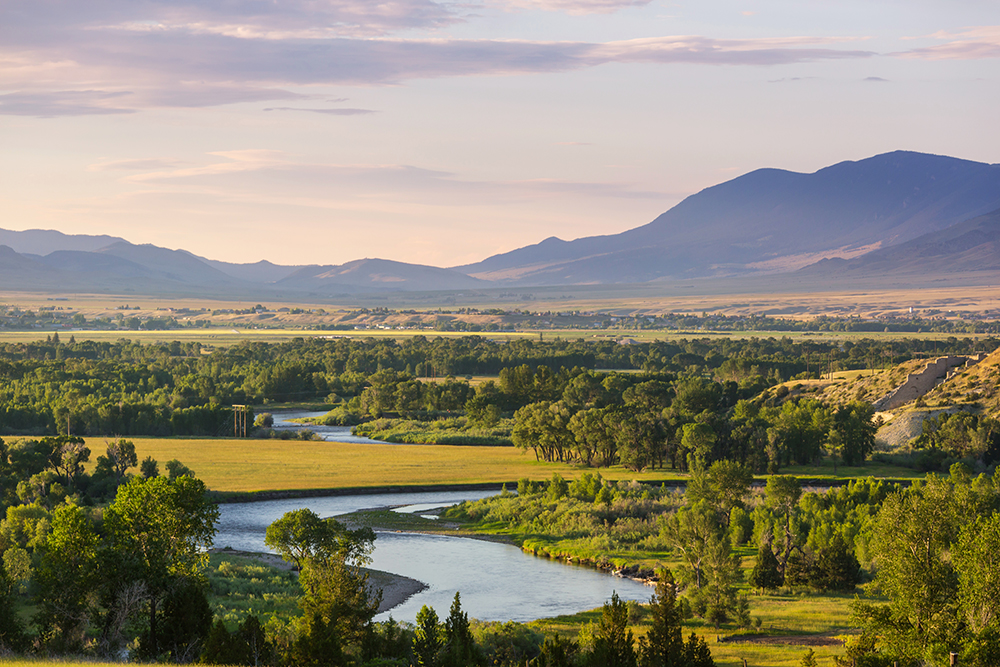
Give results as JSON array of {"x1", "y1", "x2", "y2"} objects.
[
  {"x1": 0, "y1": 242, "x2": 484, "y2": 297},
  {"x1": 0, "y1": 228, "x2": 127, "y2": 255},
  {"x1": 276, "y1": 258, "x2": 487, "y2": 294},
  {"x1": 454, "y1": 151, "x2": 1000, "y2": 285},
  {"x1": 799, "y1": 208, "x2": 1000, "y2": 277},
  {"x1": 202, "y1": 259, "x2": 303, "y2": 284}
]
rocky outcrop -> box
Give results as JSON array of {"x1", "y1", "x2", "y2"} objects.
[{"x1": 872, "y1": 355, "x2": 986, "y2": 412}]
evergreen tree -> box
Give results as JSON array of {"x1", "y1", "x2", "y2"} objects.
[
  {"x1": 0, "y1": 563, "x2": 27, "y2": 652},
  {"x1": 413, "y1": 604, "x2": 443, "y2": 667},
  {"x1": 200, "y1": 620, "x2": 238, "y2": 665},
  {"x1": 682, "y1": 632, "x2": 715, "y2": 667},
  {"x1": 590, "y1": 592, "x2": 637, "y2": 667},
  {"x1": 444, "y1": 592, "x2": 476, "y2": 667},
  {"x1": 534, "y1": 634, "x2": 578, "y2": 667},
  {"x1": 288, "y1": 613, "x2": 345, "y2": 667},
  {"x1": 812, "y1": 535, "x2": 861, "y2": 591},
  {"x1": 638, "y1": 569, "x2": 684, "y2": 667},
  {"x1": 749, "y1": 541, "x2": 784, "y2": 591}
]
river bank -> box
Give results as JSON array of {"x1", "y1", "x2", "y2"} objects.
[{"x1": 208, "y1": 548, "x2": 427, "y2": 615}]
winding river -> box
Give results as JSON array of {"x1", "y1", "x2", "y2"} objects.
[
  {"x1": 213, "y1": 490, "x2": 655, "y2": 624},
  {"x1": 269, "y1": 411, "x2": 392, "y2": 444}
]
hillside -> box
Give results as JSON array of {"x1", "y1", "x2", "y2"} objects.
[
  {"x1": 455, "y1": 151, "x2": 1000, "y2": 285},
  {"x1": 275, "y1": 258, "x2": 487, "y2": 293},
  {"x1": 799, "y1": 208, "x2": 1000, "y2": 278},
  {"x1": 808, "y1": 350, "x2": 1000, "y2": 449}
]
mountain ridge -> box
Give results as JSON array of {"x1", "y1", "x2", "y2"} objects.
[
  {"x1": 454, "y1": 150, "x2": 1000, "y2": 284},
  {"x1": 3, "y1": 150, "x2": 1000, "y2": 298}
]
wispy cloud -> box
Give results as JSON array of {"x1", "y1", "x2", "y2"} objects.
[
  {"x1": 263, "y1": 107, "x2": 378, "y2": 115},
  {"x1": 0, "y1": 90, "x2": 135, "y2": 117},
  {"x1": 89, "y1": 158, "x2": 186, "y2": 172},
  {"x1": 0, "y1": 1, "x2": 878, "y2": 116},
  {"x1": 498, "y1": 0, "x2": 652, "y2": 16},
  {"x1": 895, "y1": 26, "x2": 1000, "y2": 60},
  {"x1": 111, "y1": 150, "x2": 668, "y2": 203}
]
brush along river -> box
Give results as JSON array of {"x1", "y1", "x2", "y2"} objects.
[{"x1": 213, "y1": 490, "x2": 653, "y2": 624}]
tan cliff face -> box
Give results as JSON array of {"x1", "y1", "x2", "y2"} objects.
[{"x1": 871, "y1": 355, "x2": 986, "y2": 412}]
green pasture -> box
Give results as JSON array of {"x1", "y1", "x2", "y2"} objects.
[
  {"x1": 2, "y1": 325, "x2": 993, "y2": 348},
  {"x1": 80, "y1": 435, "x2": 921, "y2": 495},
  {"x1": 81, "y1": 437, "x2": 687, "y2": 494},
  {"x1": 530, "y1": 591, "x2": 858, "y2": 667}
]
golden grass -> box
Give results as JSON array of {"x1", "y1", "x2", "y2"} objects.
[{"x1": 83, "y1": 437, "x2": 685, "y2": 493}]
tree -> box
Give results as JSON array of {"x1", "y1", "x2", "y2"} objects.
[
  {"x1": 94, "y1": 439, "x2": 138, "y2": 484},
  {"x1": 103, "y1": 474, "x2": 218, "y2": 657},
  {"x1": 812, "y1": 535, "x2": 861, "y2": 592},
  {"x1": 157, "y1": 578, "x2": 213, "y2": 662},
  {"x1": 265, "y1": 509, "x2": 378, "y2": 644},
  {"x1": 444, "y1": 592, "x2": 476, "y2": 667},
  {"x1": 854, "y1": 474, "x2": 966, "y2": 662},
  {"x1": 46, "y1": 435, "x2": 90, "y2": 487},
  {"x1": 749, "y1": 541, "x2": 784, "y2": 592},
  {"x1": 830, "y1": 403, "x2": 877, "y2": 467},
  {"x1": 660, "y1": 502, "x2": 722, "y2": 589},
  {"x1": 140, "y1": 455, "x2": 159, "y2": 478},
  {"x1": 590, "y1": 592, "x2": 638, "y2": 667},
  {"x1": 0, "y1": 549, "x2": 27, "y2": 652},
  {"x1": 680, "y1": 423, "x2": 716, "y2": 466},
  {"x1": 414, "y1": 604, "x2": 443, "y2": 667},
  {"x1": 702, "y1": 537, "x2": 742, "y2": 628},
  {"x1": 638, "y1": 569, "x2": 684, "y2": 667},
  {"x1": 536, "y1": 634, "x2": 579, "y2": 667},
  {"x1": 765, "y1": 475, "x2": 802, "y2": 573},
  {"x1": 34, "y1": 504, "x2": 100, "y2": 651},
  {"x1": 955, "y1": 513, "x2": 1000, "y2": 635},
  {"x1": 165, "y1": 459, "x2": 195, "y2": 480},
  {"x1": 568, "y1": 407, "x2": 618, "y2": 467}
]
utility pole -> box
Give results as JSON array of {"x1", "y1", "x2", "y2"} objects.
[{"x1": 232, "y1": 405, "x2": 249, "y2": 437}]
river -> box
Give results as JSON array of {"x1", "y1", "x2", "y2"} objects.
[
  {"x1": 269, "y1": 410, "x2": 392, "y2": 444},
  {"x1": 213, "y1": 490, "x2": 655, "y2": 624}
]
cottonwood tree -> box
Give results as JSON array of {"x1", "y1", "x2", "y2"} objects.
[
  {"x1": 34, "y1": 504, "x2": 100, "y2": 651},
  {"x1": 103, "y1": 474, "x2": 218, "y2": 657},
  {"x1": 265, "y1": 508, "x2": 379, "y2": 645}
]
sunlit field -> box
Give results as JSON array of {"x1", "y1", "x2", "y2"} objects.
[{"x1": 81, "y1": 437, "x2": 688, "y2": 494}]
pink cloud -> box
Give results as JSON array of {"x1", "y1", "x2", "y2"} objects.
[{"x1": 894, "y1": 25, "x2": 1000, "y2": 60}]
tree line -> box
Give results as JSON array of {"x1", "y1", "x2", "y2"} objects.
[{"x1": 0, "y1": 334, "x2": 993, "y2": 437}]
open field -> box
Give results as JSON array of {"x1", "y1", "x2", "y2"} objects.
[
  {"x1": 81, "y1": 437, "x2": 920, "y2": 495},
  {"x1": 5, "y1": 280, "x2": 1000, "y2": 344},
  {"x1": 81, "y1": 437, "x2": 688, "y2": 494},
  {"x1": 530, "y1": 591, "x2": 857, "y2": 667},
  {"x1": 1, "y1": 326, "x2": 995, "y2": 348},
  {"x1": 8, "y1": 280, "x2": 1000, "y2": 317}
]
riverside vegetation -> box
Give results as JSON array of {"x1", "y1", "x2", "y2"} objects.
[{"x1": 4, "y1": 334, "x2": 1000, "y2": 664}]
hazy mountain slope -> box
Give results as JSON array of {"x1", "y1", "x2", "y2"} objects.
[
  {"x1": 799, "y1": 208, "x2": 1000, "y2": 277},
  {"x1": 277, "y1": 258, "x2": 487, "y2": 293},
  {"x1": 455, "y1": 151, "x2": 1000, "y2": 284},
  {"x1": 0, "y1": 228, "x2": 127, "y2": 255},
  {"x1": 93, "y1": 242, "x2": 247, "y2": 286},
  {"x1": 202, "y1": 259, "x2": 303, "y2": 284}
]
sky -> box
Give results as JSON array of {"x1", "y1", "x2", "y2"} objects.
[{"x1": 1, "y1": 1, "x2": 999, "y2": 268}]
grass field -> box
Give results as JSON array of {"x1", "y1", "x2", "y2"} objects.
[
  {"x1": 81, "y1": 436, "x2": 920, "y2": 495},
  {"x1": 529, "y1": 590, "x2": 857, "y2": 667},
  {"x1": 82, "y1": 437, "x2": 689, "y2": 494}
]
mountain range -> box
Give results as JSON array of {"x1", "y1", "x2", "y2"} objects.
[{"x1": 2, "y1": 150, "x2": 999, "y2": 298}]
